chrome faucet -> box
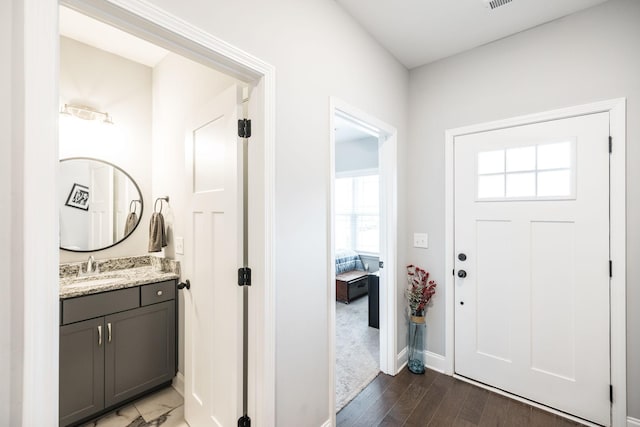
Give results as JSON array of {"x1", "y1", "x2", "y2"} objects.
[{"x1": 86, "y1": 255, "x2": 97, "y2": 274}]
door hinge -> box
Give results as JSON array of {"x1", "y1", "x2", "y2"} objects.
[
  {"x1": 610, "y1": 385, "x2": 613, "y2": 403},
  {"x1": 238, "y1": 267, "x2": 252, "y2": 286},
  {"x1": 238, "y1": 119, "x2": 252, "y2": 138},
  {"x1": 609, "y1": 136, "x2": 612, "y2": 153},
  {"x1": 609, "y1": 260, "x2": 613, "y2": 278},
  {"x1": 379, "y1": 261, "x2": 384, "y2": 269},
  {"x1": 238, "y1": 415, "x2": 251, "y2": 427}
]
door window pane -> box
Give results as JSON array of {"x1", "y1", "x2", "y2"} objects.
[
  {"x1": 478, "y1": 175, "x2": 505, "y2": 199},
  {"x1": 478, "y1": 150, "x2": 505, "y2": 174},
  {"x1": 538, "y1": 170, "x2": 571, "y2": 197},
  {"x1": 476, "y1": 141, "x2": 574, "y2": 201},
  {"x1": 506, "y1": 146, "x2": 536, "y2": 172},
  {"x1": 506, "y1": 172, "x2": 536, "y2": 198},
  {"x1": 537, "y1": 142, "x2": 571, "y2": 170}
]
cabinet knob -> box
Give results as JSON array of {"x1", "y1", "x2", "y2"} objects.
[{"x1": 157, "y1": 290, "x2": 163, "y2": 296}]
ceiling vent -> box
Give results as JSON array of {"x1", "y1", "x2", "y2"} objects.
[{"x1": 484, "y1": 0, "x2": 513, "y2": 10}]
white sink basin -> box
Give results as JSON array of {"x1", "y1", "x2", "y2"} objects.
[{"x1": 63, "y1": 277, "x2": 122, "y2": 289}]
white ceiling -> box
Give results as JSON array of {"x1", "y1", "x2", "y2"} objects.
[
  {"x1": 59, "y1": 6, "x2": 168, "y2": 68},
  {"x1": 334, "y1": 0, "x2": 608, "y2": 69},
  {"x1": 61, "y1": 1, "x2": 608, "y2": 71}
]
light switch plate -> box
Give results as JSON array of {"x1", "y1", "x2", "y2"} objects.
[
  {"x1": 413, "y1": 233, "x2": 428, "y2": 249},
  {"x1": 175, "y1": 237, "x2": 184, "y2": 255}
]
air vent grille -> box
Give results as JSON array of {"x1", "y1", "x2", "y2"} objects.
[{"x1": 486, "y1": 0, "x2": 513, "y2": 9}]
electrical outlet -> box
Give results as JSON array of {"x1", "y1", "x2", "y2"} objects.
[
  {"x1": 175, "y1": 237, "x2": 184, "y2": 255},
  {"x1": 413, "y1": 233, "x2": 428, "y2": 249}
]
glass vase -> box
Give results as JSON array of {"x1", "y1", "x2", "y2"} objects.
[{"x1": 408, "y1": 314, "x2": 426, "y2": 374}]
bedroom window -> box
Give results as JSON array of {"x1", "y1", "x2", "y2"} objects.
[{"x1": 335, "y1": 173, "x2": 379, "y2": 254}]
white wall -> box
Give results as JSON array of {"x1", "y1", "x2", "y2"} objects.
[
  {"x1": 59, "y1": 36, "x2": 152, "y2": 262},
  {"x1": 407, "y1": 0, "x2": 640, "y2": 418},
  {"x1": 146, "y1": 1, "x2": 408, "y2": 425},
  {"x1": 151, "y1": 51, "x2": 240, "y2": 375},
  {"x1": 335, "y1": 136, "x2": 379, "y2": 173}
]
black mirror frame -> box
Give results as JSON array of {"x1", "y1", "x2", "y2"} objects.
[{"x1": 59, "y1": 157, "x2": 144, "y2": 253}]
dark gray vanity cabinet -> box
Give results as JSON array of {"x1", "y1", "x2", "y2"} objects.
[
  {"x1": 59, "y1": 280, "x2": 177, "y2": 427},
  {"x1": 59, "y1": 318, "x2": 105, "y2": 426},
  {"x1": 105, "y1": 301, "x2": 175, "y2": 407}
]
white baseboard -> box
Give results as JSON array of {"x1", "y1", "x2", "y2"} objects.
[
  {"x1": 172, "y1": 371, "x2": 185, "y2": 397},
  {"x1": 628, "y1": 416, "x2": 640, "y2": 427},
  {"x1": 320, "y1": 419, "x2": 332, "y2": 427},
  {"x1": 397, "y1": 347, "x2": 408, "y2": 373},
  {"x1": 397, "y1": 347, "x2": 446, "y2": 374},
  {"x1": 425, "y1": 351, "x2": 446, "y2": 373}
]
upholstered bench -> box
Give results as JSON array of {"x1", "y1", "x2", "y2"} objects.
[
  {"x1": 335, "y1": 249, "x2": 368, "y2": 304},
  {"x1": 336, "y1": 269, "x2": 368, "y2": 304}
]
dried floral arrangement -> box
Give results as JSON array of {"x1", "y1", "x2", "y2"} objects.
[{"x1": 406, "y1": 264, "x2": 437, "y2": 316}]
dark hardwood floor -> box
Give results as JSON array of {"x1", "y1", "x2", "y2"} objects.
[{"x1": 337, "y1": 368, "x2": 587, "y2": 427}]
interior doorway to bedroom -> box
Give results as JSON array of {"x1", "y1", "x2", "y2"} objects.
[{"x1": 329, "y1": 102, "x2": 398, "y2": 416}]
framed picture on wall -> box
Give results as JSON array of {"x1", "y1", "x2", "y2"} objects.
[{"x1": 65, "y1": 183, "x2": 90, "y2": 211}]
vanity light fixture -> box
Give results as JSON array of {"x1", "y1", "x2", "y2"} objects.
[{"x1": 59, "y1": 103, "x2": 114, "y2": 125}]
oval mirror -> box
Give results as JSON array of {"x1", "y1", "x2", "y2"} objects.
[{"x1": 59, "y1": 157, "x2": 143, "y2": 252}]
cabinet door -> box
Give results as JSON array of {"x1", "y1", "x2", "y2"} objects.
[
  {"x1": 60, "y1": 318, "x2": 105, "y2": 426},
  {"x1": 104, "y1": 301, "x2": 176, "y2": 407}
]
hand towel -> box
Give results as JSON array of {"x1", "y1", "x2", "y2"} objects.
[
  {"x1": 148, "y1": 212, "x2": 167, "y2": 252},
  {"x1": 124, "y1": 212, "x2": 138, "y2": 236}
]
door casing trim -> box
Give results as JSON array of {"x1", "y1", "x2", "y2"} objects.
[
  {"x1": 31, "y1": 0, "x2": 276, "y2": 424},
  {"x1": 328, "y1": 97, "x2": 398, "y2": 424},
  {"x1": 444, "y1": 98, "x2": 626, "y2": 427}
]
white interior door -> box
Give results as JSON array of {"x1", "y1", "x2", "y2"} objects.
[
  {"x1": 184, "y1": 84, "x2": 243, "y2": 427},
  {"x1": 89, "y1": 163, "x2": 114, "y2": 248},
  {"x1": 454, "y1": 112, "x2": 610, "y2": 425}
]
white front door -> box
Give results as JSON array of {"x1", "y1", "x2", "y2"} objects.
[
  {"x1": 454, "y1": 112, "x2": 610, "y2": 425},
  {"x1": 184, "y1": 85, "x2": 243, "y2": 427}
]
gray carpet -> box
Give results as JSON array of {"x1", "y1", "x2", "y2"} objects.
[{"x1": 336, "y1": 295, "x2": 380, "y2": 411}]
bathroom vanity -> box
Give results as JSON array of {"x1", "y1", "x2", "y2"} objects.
[{"x1": 58, "y1": 256, "x2": 180, "y2": 427}]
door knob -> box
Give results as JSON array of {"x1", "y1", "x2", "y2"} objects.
[
  {"x1": 457, "y1": 270, "x2": 467, "y2": 278},
  {"x1": 177, "y1": 279, "x2": 191, "y2": 290},
  {"x1": 458, "y1": 253, "x2": 467, "y2": 261}
]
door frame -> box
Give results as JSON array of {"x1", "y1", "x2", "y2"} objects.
[
  {"x1": 23, "y1": 0, "x2": 276, "y2": 425},
  {"x1": 444, "y1": 98, "x2": 626, "y2": 426},
  {"x1": 328, "y1": 97, "x2": 398, "y2": 419}
]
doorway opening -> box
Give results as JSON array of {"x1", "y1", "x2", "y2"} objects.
[
  {"x1": 329, "y1": 99, "x2": 398, "y2": 418},
  {"x1": 49, "y1": 1, "x2": 276, "y2": 426}
]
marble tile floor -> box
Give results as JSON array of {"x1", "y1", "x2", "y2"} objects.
[{"x1": 80, "y1": 386, "x2": 187, "y2": 427}]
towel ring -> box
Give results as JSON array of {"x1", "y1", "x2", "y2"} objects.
[
  {"x1": 154, "y1": 196, "x2": 170, "y2": 213},
  {"x1": 129, "y1": 199, "x2": 141, "y2": 214}
]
